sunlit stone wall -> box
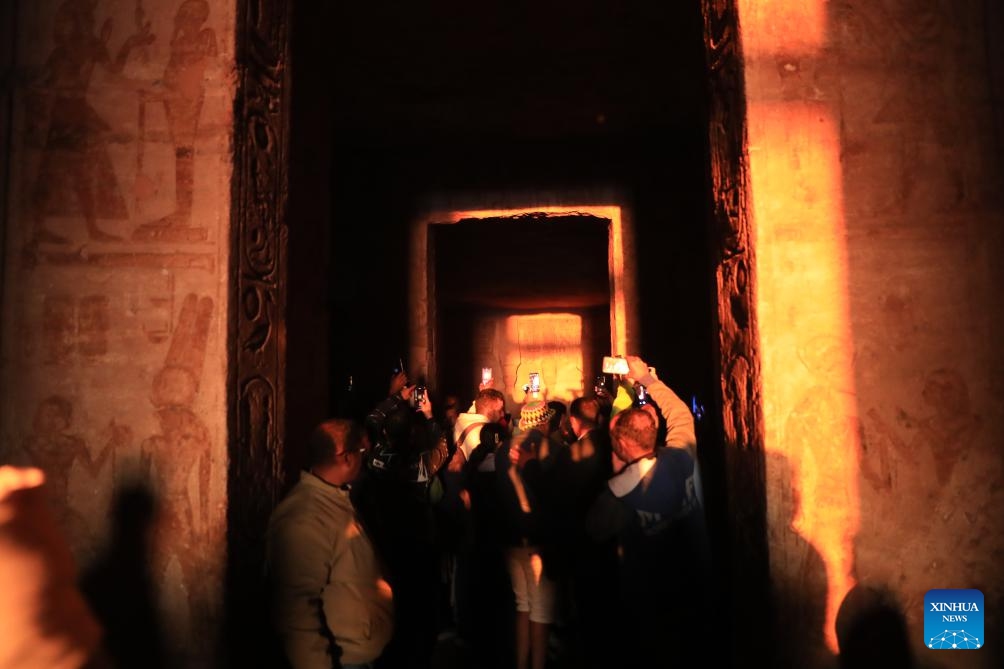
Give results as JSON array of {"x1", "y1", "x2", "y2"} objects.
[
  {"x1": 737, "y1": 0, "x2": 1004, "y2": 665},
  {"x1": 0, "y1": 1, "x2": 235, "y2": 665}
]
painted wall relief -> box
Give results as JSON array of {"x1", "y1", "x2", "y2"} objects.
[
  {"x1": 140, "y1": 294, "x2": 214, "y2": 612},
  {"x1": 133, "y1": 0, "x2": 217, "y2": 242},
  {"x1": 857, "y1": 367, "x2": 998, "y2": 619},
  {"x1": 42, "y1": 294, "x2": 111, "y2": 363},
  {"x1": 28, "y1": 0, "x2": 154, "y2": 244},
  {"x1": 21, "y1": 0, "x2": 221, "y2": 269},
  {"x1": 864, "y1": 368, "x2": 982, "y2": 497},
  {"x1": 859, "y1": 1, "x2": 969, "y2": 214},
  {"x1": 21, "y1": 394, "x2": 131, "y2": 549}
]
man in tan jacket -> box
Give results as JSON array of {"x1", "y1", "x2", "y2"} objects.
[{"x1": 266, "y1": 420, "x2": 393, "y2": 669}]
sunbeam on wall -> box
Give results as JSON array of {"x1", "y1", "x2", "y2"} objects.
[
  {"x1": 737, "y1": 0, "x2": 826, "y2": 57},
  {"x1": 739, "y1": 0, "x2": 860, "y2": 653},
  {"x1": 502, "y1": 313, "x2": 585, "y2": 404},
  {"x1": 748, "y1": 101, "x2": 860, "y2": 652}
]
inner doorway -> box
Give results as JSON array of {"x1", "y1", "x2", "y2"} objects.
[{"x1": 430, "y1": 214, "x2": 612, "y2": 407}]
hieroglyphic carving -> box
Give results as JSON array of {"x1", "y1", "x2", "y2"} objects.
[
  {"x1": 0, "y1": 0, "x2": 12, "y2": 304},
  {"x1": 41, "y1": 293, "x2": 111, "y2": 362},
  {"x1": 42, "y1": 295, "x2": 76, "y2": 363},
  {"x1": 76, "y1": 295, "x2": 110, "y2": 357},
  {"x1": 37, "y1": 248, "x2": 215, "y2": 272},
  {"x1": 228, "y1": 0, "x2": 290, "y2": 659},
  {"x1": 701, "y1": 0, "x2": 770, "y2": 659},
  {"x1": 701, "y1": 0, "x2": 763, "y2": 453},
  {"x1": 126, "y1": 270, "x2": 176, "y2": 344}
]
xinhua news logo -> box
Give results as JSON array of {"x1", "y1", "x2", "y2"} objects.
[{"x1": 925, "y1": 589, "x2": 984, "y2": 650}]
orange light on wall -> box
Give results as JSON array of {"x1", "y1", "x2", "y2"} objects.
[
  {"x1": 747, "y1": 100, "x2": 860, "y2": 653},
  {"x1": 502, "y1": 313, "x2": 584, "y2": 404},
  {"x1": 737, "y1": 0, "x2": 827, "y2": 57}
]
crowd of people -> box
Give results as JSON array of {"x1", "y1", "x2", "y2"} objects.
[{"x1": 266, "y1": 355, "x2": 713, "y2": 669}]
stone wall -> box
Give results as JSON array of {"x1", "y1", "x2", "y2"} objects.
[
  {"x1": 0, "y1": 0, "x2": 235, "y2": 665},
  {"x1": 736, "y1": 0, "x2": 1004, "y2": 665}
]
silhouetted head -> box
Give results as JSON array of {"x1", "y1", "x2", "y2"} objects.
[
  {"x1": 546, "y1": 401, "x2": 566, "y2": 433},
  {"x1": 443, "y1": 395, "x2": 460, "y2": 426},
  {"x1": 569, "y1": 397, "x2": 600, "y2": 435},
  {"x1": 474, "y1": 388, "x2": 506, "y2": 423},
  {"x1": 610, "y1": 408, "x2": 657, "y2": 462},
  {"x1": 478, "y1": 424, "x2": 506, "y2": 451},
  {"x1": 306, "y1": 419, "x2": 369, "y2": 486},
  {"x1": 836, "y1": 585, "x2": 912, "y2": 669}
]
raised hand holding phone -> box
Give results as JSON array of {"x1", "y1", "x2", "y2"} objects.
[
  {"x1": 480, "y1": 367, "x2": 494, "y2": 390},
  {"x1": 528, "y1": 371, "x2": 541, "y2": 398},
  {"x1": 625, "y1": 355, "x2": 653, "y2": 383}
]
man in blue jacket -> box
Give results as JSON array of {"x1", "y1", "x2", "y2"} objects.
[{"x1": 585, "y1": 357, "x2": 711, "y2": 668}]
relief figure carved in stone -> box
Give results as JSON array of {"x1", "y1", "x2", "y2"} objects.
[
  {"x1": 864, "y1": 368, "x2": 982, "y2": 491},
  {"x1": 22, "y1": 395, "x2": 130, "y2": 549},
  {"x1": 140, "y1": 293, "x2": 214, "y2": 614},
  {"x1": 132, "y1": 0, "x2": 217, "y2": 242},
  {"x1": 27, "y1": 0, "x2": 154, "y2": 245}
]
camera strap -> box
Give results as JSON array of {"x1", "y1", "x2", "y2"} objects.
[{"x1": 456, "y1": 421, "x2": 488, "y2": 457}]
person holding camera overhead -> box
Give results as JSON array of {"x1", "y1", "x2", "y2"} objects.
[
  {"x1": 356, "y1": 369, "x2": 449, "y2": 669},
  {"x1": 585, "y1": 354, "x2": 711, "y2": 669}
]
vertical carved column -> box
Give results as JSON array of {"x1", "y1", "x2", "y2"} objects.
[
  {"x1": 228, "y1": 0, "x2": 291, "y2": 662},
  {"x1": 0, "y1": 0, "x2": 15, "y2": 310},
  {"x1": 701, "y1": 0, "x2": 772, "y2": 661}
]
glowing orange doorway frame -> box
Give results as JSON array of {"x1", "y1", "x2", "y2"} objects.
[{"x1": 408, "y1": 204, "x2": 635, "y2": 389}]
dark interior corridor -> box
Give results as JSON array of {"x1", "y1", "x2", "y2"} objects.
[{"x1": 283, "y1": 0, "x2": 733, "y2": 666}]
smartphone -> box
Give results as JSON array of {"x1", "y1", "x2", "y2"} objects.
[
  {"x1": 636, "y1": 385, "x2": 648, "y2": 406},
  {"x1": 594, "y1": 375, "x2": 608, "y2": 396},
  {"x1": 482, "y1": 367, "x2": 493, "y2": 385},
  {"x1": 602, "y1": 356, "x2": 629, "y2": 375},
  {"x1": 414, "y1": 386, "x2": 426, "y2": 405},
  {"x1": 529, "y1": 372, "x2": 540, "y2": 394}
]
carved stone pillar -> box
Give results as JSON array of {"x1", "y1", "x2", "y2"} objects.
[
  {"x1": 227, "y1": 0, "x2": 291, "y2": 662},
  {"x1": 700, "y1": 0, "x2": 771, "y2": 661}
]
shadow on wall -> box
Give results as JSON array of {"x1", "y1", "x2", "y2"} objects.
[
  {"x1": 835, "y1": 585, "x2": 913, "y2": 669},
  {"x1": 766, "y1": 452, "x2": 833, "y2": 668},
  {"x1": 80, "y1": 481, "x2": 166, "y2": 669}
]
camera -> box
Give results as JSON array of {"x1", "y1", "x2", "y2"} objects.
[{"x1": 602, "y1": 356, "x2": 629, "y2": 375}]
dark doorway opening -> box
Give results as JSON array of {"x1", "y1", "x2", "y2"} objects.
[
  {"x1": 285, "y1": 0, "x2": 733, "y2": 662},
  {"x1": 432, "y1": 214, "x2": 611, "y2": 409}
]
